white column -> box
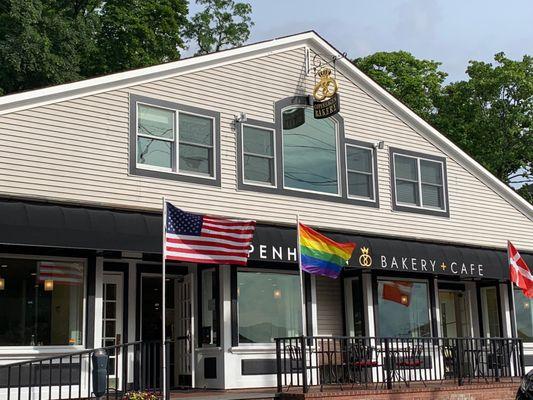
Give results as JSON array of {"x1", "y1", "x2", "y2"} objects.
[
  {"x1": 362, "y1": 273, "x2": 375, "y2": 337},
  {"x1": 93, "y1": 257, "x2": 104, "y2": 348},
  {"x1": 433, "y1": 278, "x2": 442, "y2": 337},
  {"x1": 310, "y1": 275, "x2": 318, "y2": 336},
  {"x1": 220, "y1": 266, "x2": 232, "y2": 389},
  {"x1": 500, "y1": 283, "x2": 514, "y2": 338}
]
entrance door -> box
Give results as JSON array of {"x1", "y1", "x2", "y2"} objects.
[
  {"x1": 175, "y1": 274, "x2": 194, "y2": 387},
  {"x1": 140, "y1": 274, "x2": 194, "y2": 389},
  {"x1": 102, "y1": 273, "x2": 124, "y2": 390},
  {"x1": 439, "y1": 290, "x2": 471, "y2": 337}
]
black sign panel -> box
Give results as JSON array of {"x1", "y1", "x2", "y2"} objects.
[
  {"x1": 248, "y1": 225, "x2": 530, "y2": 281},
  {"x1": 313, "y1": 93, "x2": 340, "y2": 119}
]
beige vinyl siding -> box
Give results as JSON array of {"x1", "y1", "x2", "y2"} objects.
[
  {"x1": 315, "y1": 276, "x2": 344, "y2": 336},
  {"x1": 0, "y1": 46, "x2": 531, "y2": 251}
]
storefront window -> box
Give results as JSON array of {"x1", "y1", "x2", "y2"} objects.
[
  {"x1": 282, "y1": 107, "x2": 339, "y2": 195},
  {"x1": 515, "y1": 289, "x2": 533, "y2": 341},
  {"x1": 238, "y1": 270, "x2": 302, "y2": 343},
  {"x1": 480, "y1": 286, "x2": 501, "y2": 337},
  {"x1": 200, "y1": 269, "x2": 219, "y2": 346},
  {"x1": 377, "y1": 279, "x2": 431, "y2": 337},
  {"x1": 0, "y1": 258, "x2": 84, "y2": 346}
]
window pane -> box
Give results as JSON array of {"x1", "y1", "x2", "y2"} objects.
[
  {"x1": 243, "y1": 126, "x2": 273, "y2": 156},
  {"x1": 0, "y1": 259, "x2": 84, "y2": 346},
  {"x1": 244, "y1": 155, "x2": 274, "y2": 184},
  {"x1": 346, "y1": 146, "x2": 372, "y2": 173},
  {"x1": 179, "y1": 113, "x2": 213, "y2": 146},
  {"x1": 179, "y1": 144, "x2": 213, "y2": 175},
  {"x1": 396, "y1": 180, "x2": 419, "y2": 205},
  {"x1": 238, "y1": 271, "x2": 302, "y2": 343},
  {"x1": 422, "y1": 184, "x2": 444, "y2": 209},
  {"x1": 480, "y1": 287, "x2": 500, "y2": 338},
  {"x1": 137, "y1": 137, "x2": 172, "y2": 168},
  {"x1": 420, "y1": 160, "x2": 443, "y2": 185},
  {"x1": 282, "y1": 108, "x2": 338, "y2": 194},
  {"x1": 515, "y1": 289, "x2": 533, "y2": 341},
  {"x1": 138, "y1": 105, "x2": 174, "y2": 139},
  {"x1": 201, "y1": 270, "x2": 219, "y2": 346},
  {"x1": 395, "y1": 155, "x2": 418, "y2": 180},
  {"x1": 348, "y1": 172, "x2": 372, "y2": 198},
  {"x1": 378, "y1": 280, "x2": 430, "y2": 337}
]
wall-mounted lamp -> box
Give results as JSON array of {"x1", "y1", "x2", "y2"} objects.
[
  {"x1": 273, "y1": 288, "x2": 282, "y2": 299},
  {"x1": 524, "y1": 302, "x2": 530, "y2": 309},
  {"x1": 400, "y1": 294, "x2": 409, "y2": 305},
  {"x1": 234, "y1": 112, "x2": 247, "y2": 123},
  {"x1": 44, "y1": 279, "x2": 54, "y2": 291},
  {"x1": 0, "y1": 277, "x2": 4, "y2": 290},
  {"x1": 373, "y1": 141, "x2": 385, "y2": 150}
]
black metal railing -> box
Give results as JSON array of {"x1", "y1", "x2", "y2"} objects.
[
  {"x1": 275, "y1": 336, "x2": 525, "y2": 393},
  {"x1": 0, "y1": 340, "x2": 173, "y2": 400}
]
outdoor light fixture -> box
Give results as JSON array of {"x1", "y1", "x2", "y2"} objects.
[
  {"x1": 234, "y1": 112, "x2": 247, "y2": 123},
  {"x1": 44, "y1": 279, "x2": 54, "y2": 291},
  {"x1": 0, "y1": 278, "x2": 4, "y2": 290},
  {"x1": 273, "y1": 288, "x2": 282, "y2": 299},
  {"x1": 373, "y1": 140, "x2": 385, "y2": 150},
  {"x1": 400, "y1": 295, "x2": 409, "y2": 305},
  {"x1": 525, "y1": 302, "x2": 530, "y2": 309}
]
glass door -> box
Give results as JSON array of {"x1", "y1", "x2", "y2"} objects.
[
  {"x1": 439, "y1": 289, "x2": 471, "y2": 337},
  {"x1": 480, "y1": 286, "x2": 501, "y2": 337},
  {"x1": 102, "y1": 273, "x2": 124, "y2": 390}
]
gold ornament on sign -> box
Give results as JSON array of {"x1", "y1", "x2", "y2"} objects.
[
  {"x1": 359, "y1": 247, "x2": 372, "y2": 268},
  {"x1": 313, "y1": 68, "x2": 338, "y2": 101}
]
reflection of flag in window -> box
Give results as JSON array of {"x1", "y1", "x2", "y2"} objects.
[
  {"x1": 382, "y1": 281, "x2": 413, "y2": 306},
  {"x1": 38, "y1": 262, "x2": 83, "y2": 285}
]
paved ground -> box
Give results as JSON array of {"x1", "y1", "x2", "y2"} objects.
[{"x1": 170, "y1": 388, "x2": 276, "y2": 400}]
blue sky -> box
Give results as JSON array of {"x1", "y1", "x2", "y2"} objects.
[{"x1": 190, "y1": 0, "x2": 533, "y2": 82}]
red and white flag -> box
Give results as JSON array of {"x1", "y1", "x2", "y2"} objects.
[
  {"x1": 382, "y1": 281, "x2": 413, "y2": 306},
  {"x1": 38, "y1": 262, "x2": 83, "y2": 285},
  {"x1": 509, "y1": 241, "x2": 533, "y2": 298},
  {"x1": 164, "y1": 202, "x2": 256, "y2": 265}
]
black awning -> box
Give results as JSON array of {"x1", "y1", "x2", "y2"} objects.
[
  {"x1": 0, "y1": 199, "x2": 531, "y2": 281},
  {"x1": 0, "y1": 200, "x2": 162, "y2": 253}
]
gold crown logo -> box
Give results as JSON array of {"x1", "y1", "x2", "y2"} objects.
[
  {"x1": 361, "y1": 247, "x2": 370, "y2": 255},
  {"x1": 359, "y1": 247, "x2": 372, "y2": 268},
  {"x1": 317, "y1": 68, "x2": 333, "y2": 78}
]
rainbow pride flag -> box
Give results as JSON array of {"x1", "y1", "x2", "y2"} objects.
[{"x1": 298, "y1": 223, "x2": 356, "y2": 279}]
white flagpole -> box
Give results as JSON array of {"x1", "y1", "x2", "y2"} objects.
[
  {"x1": 296, "y1": 213, "x2": 307, "y2": 336},
  {"x1": 161, "y1": 197, "x2": 167, "y2": 399},
  {"x1": 508, "y1": 241, "x2": 518, "y2": 338}
]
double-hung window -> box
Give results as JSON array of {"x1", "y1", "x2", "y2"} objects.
[
  {"x1": 132, "y1": 95, "x2": 220, "y2": 185},
  {"x1": 242, "y1": 125, "x2": 275, "y2": 186},
  {"x1": 346, "y1": 143, "x2": 375, "y2": 201},
  {"x1": 392, "y1": 149, "x2": 448, "y2": 216}
]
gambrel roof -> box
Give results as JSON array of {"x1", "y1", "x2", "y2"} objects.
[{"x1": 0, "y1": 31, "x2": 531, "y2": 221}]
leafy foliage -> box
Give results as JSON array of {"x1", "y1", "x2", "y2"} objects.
[
  {"x1": 185, "y1": 0, "x2": 253, "y2": 55},
  {"x1": 433, "y1": 53, "x2": 533, "y2": 187},
  {"x1": 353, "y1": 51, "x2": 447, "y2": 120}
]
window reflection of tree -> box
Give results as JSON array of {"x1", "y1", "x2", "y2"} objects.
[{"x1": 138, "y1": 123, "x2": 173, "y2": 164}]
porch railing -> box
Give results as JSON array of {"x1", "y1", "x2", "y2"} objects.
[
  {"x1": 0, "y1": 340, "x2": 173, "y2": 400},
  {"x1": 275, "y1": 336, "x2": 525, "y2": 393}
]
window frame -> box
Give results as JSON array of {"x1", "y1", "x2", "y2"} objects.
[
  {"x1": 236, "y1": 96, "x2": 379, "y2": 208},
  {"x1": 130, "y1": 94, "x2": 221, "y2": 187},
  {"x1": 0, "y1": 253, "x2": 87, "y2": 352},
  {"x1": 233, "y1": 266, "x2": 303, "y2": 348},
  {"x1": 390, "y1": 147, "x2": 449, "y2": 217},
  {"x1": 374, "y1": 276, "x2": 433, "y2": 338},
  {"x1": 240, "y1": 123, "x2": 277, "y2": 188},
  {"x1": 345, "y1": 140, "x2": 378, "y2": 202},
  {"x1": 280, "y1": 105, "x2": 342, "y2": 197}
]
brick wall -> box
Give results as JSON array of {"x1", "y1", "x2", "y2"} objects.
[{"x1": 278, "y1": 383, "x2": 519, "y2": 400}]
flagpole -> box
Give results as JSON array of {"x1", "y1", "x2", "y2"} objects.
[
  {"x1": 508, "y1": 241, "x2": 518, "y2": 338},
  {"x1": 296, "y1": 213, "x2": 307, "y2": 337},
  {"x1": 161, "y1": 197, "x2": 167, "y2": 399}
]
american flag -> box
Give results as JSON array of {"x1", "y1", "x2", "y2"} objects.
[
  {"x1": 38, "y1": 262, "x2": 83, "y2": 285},
  {"x1": 164, "y1": 202, "x2": 256, "y2": 265}
]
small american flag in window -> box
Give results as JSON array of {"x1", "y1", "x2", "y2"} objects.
[{"x1": 165, "y1": 202, "x2": 256, "y2": 265}]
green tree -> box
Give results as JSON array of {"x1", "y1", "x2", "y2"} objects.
[
  {"x1": 433, "y1": 53, "x2": 533, "y2": 189},
  {"x1": 85, "y1": 0, "x2": 189, "y2": 76},
  {"x1": 353, "y1": 51, "x2": 447, "y2": 120},
  {"x1": 0, "y1": 0, "x2": 95, "y2": 95},
  {"x1": 185, "y1": 0, "x2": 253, "y2": 56}
]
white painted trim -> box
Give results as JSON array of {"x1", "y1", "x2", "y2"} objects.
[{"x1": 0, "y1": 30, "x2": 529, "y2": 220}]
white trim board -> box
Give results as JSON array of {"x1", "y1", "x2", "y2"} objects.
[{"x1": 0, "y1": 30, "x2": 531, "y2": 221}]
